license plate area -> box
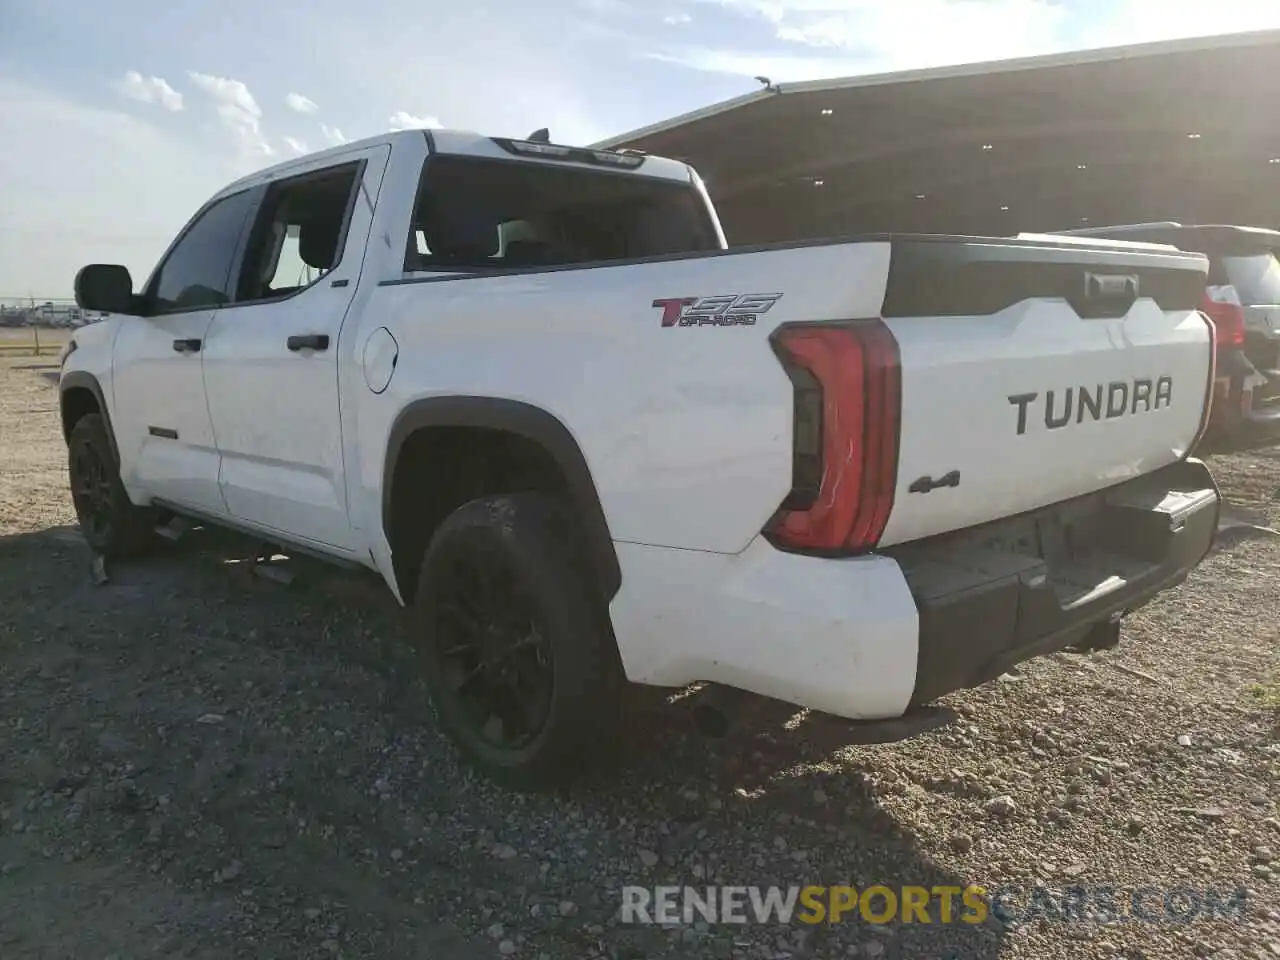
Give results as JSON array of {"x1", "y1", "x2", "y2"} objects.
[{"x1": 973, "y1": 495, "x2": 1103, "y2": 565}]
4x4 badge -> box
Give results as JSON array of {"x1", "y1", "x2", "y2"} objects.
[{"x1": 652, "y1": 293, "x2": 784, "y2": 328}]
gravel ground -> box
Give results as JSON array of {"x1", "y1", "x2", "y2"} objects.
[{"x1": 1, "y1": 354, "x2": 1278, "y2": 960}]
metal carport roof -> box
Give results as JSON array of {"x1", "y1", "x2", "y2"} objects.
[{"x1": 593, "y1": 30, "x2": 1280, "y2": 245}]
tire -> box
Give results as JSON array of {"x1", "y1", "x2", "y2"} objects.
[
  {"x1": 67, "y1": 413, "x2": 156, "y2": 559},
  {"x1": 413, "y1": 492, "x2": 625, "y2": 789}
]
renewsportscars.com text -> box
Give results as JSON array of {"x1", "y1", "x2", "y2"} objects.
[{"x1": 620, "y1": 885, "x2": 1250, "y2": 926}]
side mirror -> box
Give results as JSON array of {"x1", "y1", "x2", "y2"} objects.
[{"x1": 74, "y1": 264, "x2": 138, "y2": 315}]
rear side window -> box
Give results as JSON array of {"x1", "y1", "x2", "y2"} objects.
[
  {"x1": 406, "y1": 156, "x2": 719, "y2": 271},
  {"x1": 1222, "y1": 252, "x2": 1280, "y2": 306},
  {"x1": 235, "y1": 162, "x2": 361, "y2": 303}
]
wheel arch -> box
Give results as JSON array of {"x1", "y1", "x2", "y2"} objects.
[
  {"x1": 382, "y1": 395, "x2": 621, "y2": 602},
  {"x1": 60, "y1": 371, "x2": 119, "y2": 463}
]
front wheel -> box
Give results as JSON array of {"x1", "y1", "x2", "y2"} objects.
[
  {"x1": 413, "y1": 492, "x2": 624, "y2": 790},
  {"x1": 67, "y1": 413, "x2": 156, "y2": 559}
]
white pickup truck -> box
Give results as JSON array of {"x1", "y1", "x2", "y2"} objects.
[{"x1": 62, "y1": 127, "x2": 1221, "y2": 788}]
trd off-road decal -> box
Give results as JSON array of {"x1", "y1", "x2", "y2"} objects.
[{"x1": 652, "y1": 293, "x2": 784, "y2": 328}]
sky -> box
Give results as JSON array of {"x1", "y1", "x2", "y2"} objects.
[{"x1": 2, "y1": 0, "x2": 1279, "y2": 298}]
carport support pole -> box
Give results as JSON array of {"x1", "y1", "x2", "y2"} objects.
[{"x1": 33, "y1": 326, "x2": 39, "y2": 357}]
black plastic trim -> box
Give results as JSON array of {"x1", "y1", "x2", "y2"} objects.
[
  {"x1": 59, "y1": 371, "x2": 118, "y2": 462},
  {"x1": 382, "y1": 396, "x2": 621, "y2": 599},
  {"x1": 881, "y1": 238, "x2": 1210, "y2": 319},
  {"x1": 491, "y1": 137, "x2": 647, "y2": 169},
  {"x1": 886, "y1": 458, "x2": 1220, "y2": 706},
  {"x1": 148, "y1": 426, "x2": 178, "y2": 440},
  {"x1": 379, "y1": 229, "x2": 1210, "y2": 289}
]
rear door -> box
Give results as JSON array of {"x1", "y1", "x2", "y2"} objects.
[{"x1": 199, "y1": 145, "x2": 390, "y2": 553}]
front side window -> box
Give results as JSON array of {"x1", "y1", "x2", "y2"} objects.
[
  {"x1": 149, "y1": 189, "x2": 257, "y2": 314},
  {"x1": 235, "y1": 162, "x2": 361, "y2": 303},
  {"x1": 406, "y1": 156, "x2": 719, "y2": 271}
]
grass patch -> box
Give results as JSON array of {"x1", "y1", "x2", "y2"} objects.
[{"x1": 1247, "y1": 676, "x2": 1280, "y2": 710}]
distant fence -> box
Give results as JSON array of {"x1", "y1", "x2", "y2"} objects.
[
  {"x1": 0, "y1": 297, "x2": 84, "y2": 327},
  {"x1": 0, "y1": 299, "x2": 81, "y2": 356},
  {"x1": 0, "y1": 327, "x2": 66, "y2": 356}
]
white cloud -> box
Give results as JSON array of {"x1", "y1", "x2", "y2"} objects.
[
  {"x1": 388, "y1": 110, "x2": 443, "y2": 131},
  {"x1": 115, "y1": 70, "x2": 184, "y2": 112},
  {"x1": 285, "y1": 92, "x2": 319, "y2": 114},
  {"x1": 320, "y1": 123, "x2": 348, "y2": 145},
  {"x1": 187, "y1": 71, "x2": 273, "y2": 158},
  {"x1": 283, "y1": 136, "x2": 309, "y2": 154},
  {"x1": 663, "y1": 12, "x2": 692, "y2": 24}
]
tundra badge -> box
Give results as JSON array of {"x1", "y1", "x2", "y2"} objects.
[{"x1": 1008, "y1": 376, "x2": 1174, "y2": 435}]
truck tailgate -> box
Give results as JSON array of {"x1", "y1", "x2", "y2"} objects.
[{"x1": 873, "y1": 236, "x2": 1212, "y2": 547}]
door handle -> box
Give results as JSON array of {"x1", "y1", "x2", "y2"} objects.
[
  {"x1": 287, "y1": 334, "x2": 330, "y2": 352},
  {"x1": 172, "y1": 338, "x2": 202, "y2": 354}
]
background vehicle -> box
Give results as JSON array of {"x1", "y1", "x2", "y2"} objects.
[
  {"x1": 1054, "y1": 222, "x2": 1280, "y2": 444},
  {"x1": 61, "y1": 129, "x2": 1220, "y2": 788}
]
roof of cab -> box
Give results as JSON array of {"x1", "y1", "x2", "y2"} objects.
[{"x1": 215, "y1": 127, "x2": 694, "y2": 199}]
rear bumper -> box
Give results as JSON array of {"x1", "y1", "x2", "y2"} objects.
[
  {"x1": 607, "y1": 460, "x2": 1219, "y2": 720},
  {"x1": 886, "y1": 459, "x2": 1220, "y2": 705}
]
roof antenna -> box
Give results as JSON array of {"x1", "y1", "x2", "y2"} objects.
[{"x1": 527, "y1": 127, "x2": 550, "y2": 143}]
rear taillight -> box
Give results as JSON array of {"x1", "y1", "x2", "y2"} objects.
[
  {"x1": 765, "y1": 320, "x2": 902, "y2": 554},
  {"x1": 1201, "y1": 288, "x2": 1245, "y2": 349}
]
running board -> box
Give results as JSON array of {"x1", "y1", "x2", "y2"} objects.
[
  {"x1": 154, "y1": 515, "x2": 193, "y2": 542},
  {"x1": 251, "y1": 549, "x2": 297, "y2": 586},
  {"x1": 148, "y1": 499, "x2": 364, "y2": 570}
]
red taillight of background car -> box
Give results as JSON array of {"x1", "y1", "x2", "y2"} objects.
[
  {"x1": 1201, "y1": 287, "x2": 1246, "y2": 349},
  {"x1": 765, "y1": 320, "x2": 902, "y2": 554}
]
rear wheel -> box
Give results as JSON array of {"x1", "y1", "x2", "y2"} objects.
[
  {"x1": 67, "y1": 413, "x2": 156, "y2": 559},
  {"x1": 413, "y1": 492, "x2": 624, "y2": 789}
]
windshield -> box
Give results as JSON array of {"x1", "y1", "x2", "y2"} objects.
[
  {"x1": 1222, "y1": 251, "x2": 1280, "y2": 306},
  {"x1": 407, "y1": 156, "x2": 721, "y2": 271}
]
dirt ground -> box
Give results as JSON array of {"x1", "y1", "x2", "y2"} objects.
[{"x1": 1, "y1": 353, "x2": 1278, "y2": 960}]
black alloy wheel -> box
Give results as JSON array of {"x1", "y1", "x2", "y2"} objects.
[{"x1": 414, "y1": 492, "x2": 625, "y2": 789}]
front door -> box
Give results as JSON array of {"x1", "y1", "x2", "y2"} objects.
[
  {"x1": 110, "y1": 187, "x2": 258, "y2": 513},
  {"x1": 200, "y1": 146, "x2": 390, "y2": 552}
]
